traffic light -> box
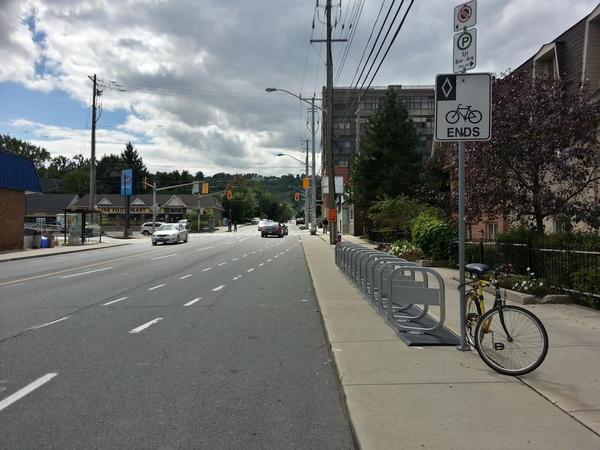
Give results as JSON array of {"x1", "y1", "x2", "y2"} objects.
[
  {"x1": 226, "y1": 190, "x2": 233, "y2": 200},
  {"x1": 294, "y1": 192, "x2": 300, "y2": 201},
  {"x1": 202, "y1": 182, "x2": 209, "y2": 194}
]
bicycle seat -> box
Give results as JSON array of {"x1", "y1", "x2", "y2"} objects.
[{"x1": 465, "y1": 263, "x2": 490, "y2": 277}]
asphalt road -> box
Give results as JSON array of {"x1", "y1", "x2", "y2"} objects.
[{"x1": 0, "y1": 226, "x2": 354, "y2": 449}]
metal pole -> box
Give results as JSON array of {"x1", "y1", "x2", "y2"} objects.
[
  {"x1": 311, "y1": 95, "x2": 317, "y2": 235},
  {"x1": 326, "y1": 0, "x2": 336, "y2": 244},
  {"x1": 197, "y1": 196, "x2": 200, "y2": 232},
  {"x1": 152, "y1": 179, "x2": 157, "y2": 232},
  {"x1": 305, "y1": 140, "x2": 309, "y2": 226},
  {"x1": 458, "y1": 141, "x2": 470, "y2": 351}
]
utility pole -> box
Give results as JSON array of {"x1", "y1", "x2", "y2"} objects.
[
  {"x1": 310, "y1": 96, "x2": 317, "y2": 235},
  {"x1": 304, "y1": 139, "x2": 309, "y2": 225},
  {"x1": 325, "y1": 0, "x2": 336, "y2": 244},
  {"x1": 88, "y1": 74, "x2": 98, "y2": 210}
]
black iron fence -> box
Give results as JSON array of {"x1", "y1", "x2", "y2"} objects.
[
  {"x1": 465, "y1": 240, "x2": 600, "y2": 298},
  {"x1": 367, "y1": 229, "x2": 411, "y2": 244}
]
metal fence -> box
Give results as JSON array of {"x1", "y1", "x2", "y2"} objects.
[
  {"x1": 465, "y1": 240, "x2": 600, "y2": 298},
  {"x1": 367, "y1": 229, "x2": 411, "y2": 244}
]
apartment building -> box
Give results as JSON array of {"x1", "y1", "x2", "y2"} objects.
[{"x1": 321, "y1": 85, "x2": 435, "y2": 235}]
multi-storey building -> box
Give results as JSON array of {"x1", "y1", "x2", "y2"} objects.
[{"x1": 321, "y1": 85, "x2": 435, "y2": 235}]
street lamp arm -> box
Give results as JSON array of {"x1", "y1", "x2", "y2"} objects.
[
  {"x1": 276, "y1": 152, "x2": 305, "y2": 166},
  {"x1": 265, "y1": 87, "x2": 325, "y2": 112}
]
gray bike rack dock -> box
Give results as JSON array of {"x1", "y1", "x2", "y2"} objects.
[{"x1": 335, "y1": 242, "x2": 459, "y2": 346}]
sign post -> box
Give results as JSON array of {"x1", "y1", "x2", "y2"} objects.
[
  {"x1": 437, "y1": 0, "x2": 492, "y2": 352},
  {"x1": 121, "y1": 169, "x2": 133, "y2": 238}
]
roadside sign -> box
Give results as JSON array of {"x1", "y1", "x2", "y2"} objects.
[
  {"x1": 453, "y1": 28, "x2": 477, "y2": 73},
  {"x1": 328, "y1": 209, "x2": 337, "y2": 221},
  {"x1": 454, "y1": 0, "x2": 476, "y2": 31},
  {"x1": 120, "y1": 169, "x2": 133, "y2": 196},
  {"x1": 434, "y1": 73, "x2": 491, "y2": 141},
  {"x1": 303, "y1": 177, "x2": 310, "y2": 189}
]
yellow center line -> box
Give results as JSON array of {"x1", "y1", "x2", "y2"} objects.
[{"x1": 0, "y1": 248, "x2": 161, "y2": 287}]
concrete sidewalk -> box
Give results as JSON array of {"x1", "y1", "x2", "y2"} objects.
[{"x1": 300, "y1": 231, "x2": 600, "y2": 450}]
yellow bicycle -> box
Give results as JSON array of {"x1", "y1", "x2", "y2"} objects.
[{"x1": 462, "y1": 263, "x2": 549, "y2": 376}]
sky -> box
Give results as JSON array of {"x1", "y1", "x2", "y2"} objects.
[{"x1": 0, "y1": 0, "x2": 597, "y2": 176}]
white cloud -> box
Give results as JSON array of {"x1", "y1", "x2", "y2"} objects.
[{"x1": 1, "y1": 0, "x2": 598, "y2": 175}]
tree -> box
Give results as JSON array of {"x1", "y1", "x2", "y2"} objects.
[
  {"x1": 120, "y1": 142, "x2": 148, "y2": 193},
  {"x1": 96, "y1": 154, "x2": 124, "y2": 194},
  {"x1": 60, "y1": 154, "x2": 89, "y2": 196},
  {"x1": 0, "y1": 134, "x2": 51, "y2": 171},
  {"x1": 466, "y1": 71, "x2": 600, "y2": 233},
  {"x1": 351, "y1": 88, "x2": 422, "y2": 214}
]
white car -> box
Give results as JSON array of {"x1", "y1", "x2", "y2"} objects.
[
  {"x1": 140, "y1": 222, "x2": 163, "y2": 236},
  {"x1": 257, "y1": 219, "x2": 270, "y2": 231},
  {"x1": 152, "y1": 223, "x2": 188, "y2": 245}
]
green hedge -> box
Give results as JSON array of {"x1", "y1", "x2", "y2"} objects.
[{"x1": 411, "y1": 213, "x2": 455, "y2": 260}]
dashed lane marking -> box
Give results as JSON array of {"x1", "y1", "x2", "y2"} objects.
[
  {"x1": 0, "y1": 373, "x2": 58, "y2": 413},
  {"x1": 60, "y1": 267, "x2": 112, "y2": 279},
  {"x1": 184, "y1": 298, "x2": 202, "y2": 306},
  {"x1": 150, "y1": 253, "x2": 178, "y2": 261},
  {"x1": 212, "y1": 284, "x2": 225, "y2": 291},
  {"x1": 103, "y1": 297, "x2": 128, "y2": 306},
  {"x1": 202, "y1": 267, "x2": 212, "y2": 272},
  {"x1": 148, "y1": 283, "x2": 165, "y2": 291},
  {"x1": 247, "y1": 268, "x2": 255, "y2": 272},
  {"x1": 179, "y1": 274, "x2": 192, "y2": 279},
  {"x1": 29, "y1": 316, "x2": 70, "y2": 330},
  {"x1": 129, "y1": 318, "x2": 163, "y2": 334}
]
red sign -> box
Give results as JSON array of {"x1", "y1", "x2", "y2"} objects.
[
  {"x1": 458, "y1": 5, "x2": 472, "y2": 23},
  {"x1": 328, "y1": 209, "x2": 337, "y2": 221}
]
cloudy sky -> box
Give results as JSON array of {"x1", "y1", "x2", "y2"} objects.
[{"x1": 0, "y1": 0, "x2": 597, "y2": 176}]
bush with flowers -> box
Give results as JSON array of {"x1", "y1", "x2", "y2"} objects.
[{"x1": 389, "y1": 240, "x2": 425, "y2": 261}]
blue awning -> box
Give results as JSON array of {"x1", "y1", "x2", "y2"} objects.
[{"x1": 0, "y1": 150, "x2": 42, "y2": 192}]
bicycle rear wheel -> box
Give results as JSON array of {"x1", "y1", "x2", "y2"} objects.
[
  {"x1": 475, "y1": 305, "x2": 548, "y2": 376},
  {"x1": 465, "y1": 292, "x2": 481, "y2": 347}
]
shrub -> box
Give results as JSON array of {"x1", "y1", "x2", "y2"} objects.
[
  {"x1": 410, "y1": 213, "x2": 455, "y2": 260},
  {"x1": 389, "y1": 240, "x2": 424, "y2": 261},
  {"x1": 365, "y1": 195, "x2": 436, "y2": 231},
  {"x1": 500, "y1": 274, "x2": 549, "y2": 297},
  {"x1": 573, "y1": 268, "x2": 600, "y2": 309}
]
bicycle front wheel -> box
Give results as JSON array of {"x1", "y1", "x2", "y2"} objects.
[{"x1": 475, "y1": 305, "x2": 548, "y2": 376}]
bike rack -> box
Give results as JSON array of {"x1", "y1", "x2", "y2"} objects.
[{"x1": 334, "y1": 242, "x2": 447, "y2": 336}]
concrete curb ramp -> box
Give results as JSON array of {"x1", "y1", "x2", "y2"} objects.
[{"x1": 301, "y1": 233, "x2": 600, "y2": 450}]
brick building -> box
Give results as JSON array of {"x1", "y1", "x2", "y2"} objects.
[{"x1": 0, "y1": 150, "x2": 42, "y2": 251}]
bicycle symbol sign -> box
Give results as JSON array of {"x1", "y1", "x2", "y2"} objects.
[{"x1": 435, "y1": 73, "x2": 491, "y2": 142}]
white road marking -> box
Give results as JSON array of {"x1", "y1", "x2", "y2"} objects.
[
  {"x1": 231, "y1": 258, "x2": 239, "y2": 261},
  {"x1": 226, "y1": 242, "x2": 234, "y2": 245},
  {"x1": 29, "y1": 316, "x2": 70, "y2": 330},
  {"x1": 274, "y1": 255, "x2": 279, "y2": 258},
  {"x1": 212, "y1": 284, "x2": 225, "y2": 291},
  {"x1": 233, "y1": 275, "x2": 242, "y2": 280},
  {"x1": 242, "y1": 254, "x2": 248, "y2": 258},
  {"x1": 202, "y1": 267, "x2": 212, "y2": 272},
  {"x1": 179, "y1": 274, "x2": 192, "y2": 279},
  {"x1": 184, "y1": 297, "x2": 202, "y2": 306},
  {"x1": 0, "y1": 373, "x2": 58, "y2": 413},
  {"x1": 197, "y1": 246, "x2": 214, "y2": 251},
  {"x1": 60, "y1": 267, "x2": 112, "y2": 279},
  {"x1": 251, "y1": 251, "x2": 256, "y2": 254},
  {"x1": 302, "y1": 299, "x2": 309, "y2": 302},
  {"x1": 218, "y1": 262, "x2": 227, "y2": 266},
  {"x1": 150, "y1": 253, "x2": 177, "y2": 261},
  {"x1": 129, "y1": 318, "x2": 163, "y2": 334},
  {"x1": 258, "y1": 263, "x2": 265, "y2": 267},
  {"x1": 267, "y1": 258, "x2": 273, "y2": 262},
  {"x1": 103, "y1": 297, "x2": 128, "y2": 306},
  {"x1": 259, "y1": 249, "x2": 264, "y2": 252},
  {"x1": 148, "y1": 283, "x2": 165, "y2": 291},
  {"x1": 247, "y1": 268, "x2": 255, "y2": 273}
]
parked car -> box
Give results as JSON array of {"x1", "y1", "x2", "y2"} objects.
[
  {"x1": 295, "y1": 217, "x2": 305, "y2": 225},
  {"x1": 140, "y1": 222, "x2": 163, "y2": 235},
  {"x1": 251, "y1": 217, "x2": 261, "y2": 225},
  {"x1": 152, "y1": 223, "x2": 188, "y2": 245},
  {"x1": 261, "y1": 222, "x2": 285, "y2": 238},
  {"x1": 178, "y1": 219, "x2": 191, "y2": 230}
]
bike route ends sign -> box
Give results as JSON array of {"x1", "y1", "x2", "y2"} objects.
[{"x1": 434, "y1": 73, "x2": 491, "y2": 141}]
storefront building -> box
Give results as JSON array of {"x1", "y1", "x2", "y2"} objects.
[{"x1": 73, "y1": 194, "x2": 224, "y2": 228}]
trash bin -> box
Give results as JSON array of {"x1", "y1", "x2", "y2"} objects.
[
  {"x1": 40, "y1": 236, "x2": 50, "y2": 248},
  {"x1": 32, "y1": 233, "x2": 42, "y2": 248}
]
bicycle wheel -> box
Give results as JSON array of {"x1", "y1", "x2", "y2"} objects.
[
  {"x1": 467, "y1": 110, "x2": 482, "y2": 124},
  {"x1": 445, "y1": 110, "x2": 460, "y2": 124},
  {"x1": 465, "y1": 292, "x2": 481, "y2": 347},
  {"x1": 475, "y1": 305, "x2": 548, "y2": 376}
]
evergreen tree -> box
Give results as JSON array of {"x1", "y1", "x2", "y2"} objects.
[
  {"x1": 351, "y1": 88, "x2": 422, "y2": 214},
  {"x1": 120, "y1": 142, "x2": 147, "y2": 193}
]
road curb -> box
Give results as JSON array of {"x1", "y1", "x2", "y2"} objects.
[{"x1": 0, "y1": 242, "x2": 130, "y2": 263}]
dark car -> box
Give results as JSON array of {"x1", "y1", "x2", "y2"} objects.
[
  {"x1": 261, "y1": 222, "x2": 285, "y2": 238},
  {"x1": 295, "y1": 217, "x2": 305, "y2": 225}
]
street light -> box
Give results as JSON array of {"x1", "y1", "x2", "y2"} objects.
[
  {"x1": 266, "y1": 87, "x2": 322, "y2": 234},
  {"x1": 276, "y1": 152, "x2": 309, "y2": 225}
]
